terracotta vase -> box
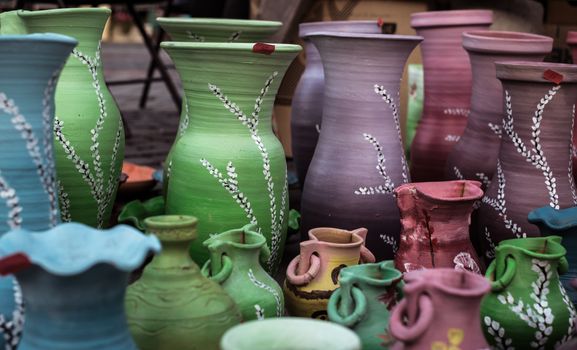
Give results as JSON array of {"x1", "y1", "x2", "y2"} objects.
[
  {"x1": 409, "y1": 10, "x2": 492, "y2": 182},
  {"x1": 162, "y1": 42, "x2": 301, "y2": 273},
  {"x1": 201, "y1": 223, "x2": 284, "y2": 321},
  {"x1": 568, "y1": 31, "x2": 577, "y2": 184},
  {"x1": 283, "y1": 227, "x2": 375, "y2": 318},
  {"x1": 446, "y1": 31, "x2": 553, "y2": 188},
  {"x1": 480, "y1": 236, "x2": 577, "y2": 349},
  {"x1": 477, "y1": 62, "x2": 577, "y2": 260},
  {"x1": 291, "y1": 20, "x2": 382, "y2": 186},
  {"x1": 394, "y1": 180, "x2": 484, "y2": 274},
  {"x1": 299, "y1": 32, "x2": 422, "y2": 261},
  {"x1": 125, "y1": 215, "x2": 242, "y2": 350},
  {"x1": 327, "y1": 261, "x2": 403, "y2": 349},
  {"x1": 389, "y1": 268, "x2": 490, "y2": 350}
]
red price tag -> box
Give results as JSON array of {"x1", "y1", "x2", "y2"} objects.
[
  {"x1": 543, "y1": 69, "x2": 563, "y2": 84},
  {"x1": 0, "y1": 253, "x2": 31, "y2": 276},
  {"x1": 253, "y1": 43, "x2": 275, "y2": 55}
]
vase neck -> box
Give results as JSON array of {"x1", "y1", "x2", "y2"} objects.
[{"x1": 150, "y1": 240, "x2": 196, "y2": 270}]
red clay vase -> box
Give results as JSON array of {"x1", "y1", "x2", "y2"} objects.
[
  {"x1": 477, "y1": 62, "x2": 577, "y2": 261},
  {"x1": 394, "y1": 180, "x2": 484, "y2": 274},
  {"x1": 299, "y1": 32, "x2": 422, "y2": 261},
  {"x1": 446, "y1": 31, "x2": 553, "y2": 188},
  {"x1": 568, "y1": 31, "x2": 577, "y2": 184},
  {"x1": 409, "y1": 10, "x2": 492, "y2": 182},
  {"x1": 389, "y1": 268, "x2": 490, "y2": 350},
  {"x1": 291, "y1": 20, "x2": 382, "y2": 187}
]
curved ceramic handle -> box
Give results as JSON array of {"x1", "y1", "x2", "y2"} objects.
[
  {"x1": 259, "y1": 243, "x2": 271, "y2": 266},
  {"x1": 327, "y1": 286, "x2": 367, "y2": 327},
  {"x1": 486, "y1": 256, "x2": 516, "y2": 292},
  {"x1": 360, "y1": 246, "x2": 376, "y2": 264},
  {"x1": 286, "y1": 254, "x2": 321, "y2": 286},
  {"x1": 200, "y1": 255, "x2": 233, "y2": 284},
  {"x1": 559, "y1": 256, "x2": 569, "y2": 275},
  {"x1": 389, "y1": 294, "x2": 434, "y2": 342}
]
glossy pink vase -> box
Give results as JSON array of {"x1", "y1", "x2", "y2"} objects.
[
  {"x1": 446, "y1": 31, "x2": 553, "y2": 188},
  {"x1": 568, "y1": 31, "x2": 577, "y2": 184},
  {"x1": 409, "y1": 10, "x2": 492, "y2": 182}
]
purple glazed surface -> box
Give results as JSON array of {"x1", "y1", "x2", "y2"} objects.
[{"x1": 568, "y1": 31, "x2": 577, "y2": 184}]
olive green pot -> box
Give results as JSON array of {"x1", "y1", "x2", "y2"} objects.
[{"x1": 125, "y1": 215, "x2": 242, "y2": 350}]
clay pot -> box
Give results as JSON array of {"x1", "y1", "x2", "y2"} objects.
[
  {"x1": 283, "y1": 227, "x2": 375, "y2": 318},
  {"x1": 389, "y1": 268, "x2": 490, "y2": 350},
  {"x1": 477, "y1": 62, "x2": 577, "y2": 260},
  {"x1": 446, "y1": 31, "x2": 553, "y2": 188},
  {"x1": 394, "y1": 180, "x2": 484, "y2": 274},
  {"x1": 409, "y1": 10, "x2": 492, "y2": 182},
  {"x1": 568, "y1": 31, "x2": 577, "y2": 185},
  {"x1": 291, "y1": 20, "x2": 382, "y2": 186},
  {"x1": 299, "y1": 32, "x2": 422, "y2": 261}
]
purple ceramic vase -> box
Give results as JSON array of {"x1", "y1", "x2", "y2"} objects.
[
  {"x1": 409, "y1": 10, "x2": 492, "y2": 182},
  {"x1": 446, "y1": 31, "x2": 553, "y2": 188},
  {"x1": 477, "y1": 62, "x2": 577, "y2": 261},
  {"x1": 291, "y1": 20, "x2": 382, "y2": 186},
  {"x1": 568, "y1": 31, "x2": 577, "y2": 183},
  {"x1": 299, "y1": 32, "x2": 422, "y2": 261}
]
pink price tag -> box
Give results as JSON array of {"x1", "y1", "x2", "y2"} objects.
[
  {"x1": 252, "y1": 43, "x2": 275, "y2": 55},
  {"x1": 543, "y1": 69, "x2": 563, "y2": 84},
  {"x1": 377, "y1": 17, "x2": 384, "y2": 28}
]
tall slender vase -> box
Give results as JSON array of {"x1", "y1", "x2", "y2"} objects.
[
  {"x1": 409, "y1": 10, "x2": 492, "y2": 182},
  {"x1": 299, "y1": 32, "x2": 422, "y2": 261},
  {"x1": 0, "y1": 34, "x2": 76, "y2": 350},
  {"x1": 568, "y1": 31, "x2": 577, "y2": 184},
  {"x1": 162, "y1": 42, "x2": 300, "y2": 273},
  {"x1": 446, "y1": 31, "x2": 553, "y2": 187},
  {"x1": 477, "y1": 62, "x2": 577, "y2": 260},
  {"x1": 291, "y1": 20, "x2": 382, "y2": 186}
]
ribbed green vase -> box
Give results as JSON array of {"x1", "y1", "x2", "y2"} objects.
[{"x1": 162, "y1": 42, "x2": 300, "y2": 273}]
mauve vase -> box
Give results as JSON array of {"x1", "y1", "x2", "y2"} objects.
[
  {"x1": 568, "y1": 31, "x2": 577, "y2": 183},
  {"x1": 299, "y1": 32, "x2": 422, "y2": 261},
  {"x1": 409, "y1": 10, "x2": 492, "y2": 182},
  {"x1": 477, "y1": 62, "x2": 577, "y2": 260},
  {"x1": 291, "y1": 20, "x2": 382, "y2": 186},
  {"x1": 446, "y1": 31, "x2": 553, "y2": 188}
]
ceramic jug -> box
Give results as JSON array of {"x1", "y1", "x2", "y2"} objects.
[
  {"x1": 409, "y1": 10, "x2": 492, "y2": 182},
  {"x1": 394, "y1": 180, "x2": 484, "y2": 273},
  {"x1": 283, "y1": 227, "x2": 375, "y2": 318},
  {"x1": 389, "y1": 268, "x2": 491, "y2": 350},
  {"x1": 568, "y1": 31, "x2": 577, "y2": 183},
  {"x1": 0, "y1": 223, "x2": 161, "y2": 350},
  {"x1": 202, "y1": 223, "x2": 284, "y2": 321},
  {"x1": 327, "y1": 261, "x2": 403, "y2": 349},
  {"x1": 299, "y1": 32, "x2": 422, "y2": 261},
  {"x1": 480, "y1": 236, "x2": 577, "y2": 349}
]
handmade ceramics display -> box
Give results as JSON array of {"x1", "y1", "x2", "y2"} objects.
[
  {"x1": 162, "y1": 42, "x2": 300, "y2": 273},
  {"x1": 390, "y1": 269, "x2": 491, "y2": 349},
  {"x1": 327, "y1": 261, "x2": 403, "y2": 349},
  {"x1": 480, "y1": 236, "x2": 576, "y2": 349},
  {"x1": 0, "y1": 223, "x2": 161, "y2": 350},
  {"x1": 0, "y1": 33, "x2": 76, "y2": 350},
  {"x1": 220, "y1": 318, "x2": 362, "y2": 350},
  {"x1": 291, "y1": 20, "x2": 382, "y2": 186},
  {"x1": 299, "y1": 32, "x2": 422, "y2": 260},
  {"x1": 394, "y1": 180, "x2": 484, "y2": 273},
  {"x1": 446, "y1": 31, "x2": 553, "y2": 187},
  {"x1": 409, "y1": 10, "x2": 492, "y2": 182},
  {"x1": 125, "y1": 215, "x2": 242, "y2": 350},
  {"x1": 284, "y1": 227, "x2": 375, "y2": 318},
  {"x1": 477, "y1": 62, "x2": 577, "y2": 259}
]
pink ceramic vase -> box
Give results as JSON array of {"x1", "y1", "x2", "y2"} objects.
[
  {"x1": 409, "y1": 10, "x2": 492, "y2": 182},
  {"x1": 568, "y1": 31, "x2": 577, "y2": 184},
  {"x1": 477, "y1": 62, "x2": 577, "y2": 261},
  {"x1": 446, "y1": 31, "x2": 553, "y2": 188},
  {"x1": 394, "y1": 180, "x2": 484, "y2": 274}
]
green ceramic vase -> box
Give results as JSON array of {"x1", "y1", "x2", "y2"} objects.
[
  {"x1": 125, "y1": 215, "x2": 242, "y2": 350},
  {"x1": 202, "y1": 223, "x2": 284, "y2": 321},
  {"x1": 162, "y1": 41, "x2": 300, "y2": 273},
  {"x1": 4, "y1": 8, "x2": 125, "y2": 228},
  {"x1": 480, "y1": 236, "x2": 577, "y2": 349},
  {"x1": 327, "y1": 261, "x2": 403, "y2": 349}
]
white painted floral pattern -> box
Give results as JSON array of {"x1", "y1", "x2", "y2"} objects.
[
  {"x1": 0, "y1": 280, "x2": 25, "y2": 350},
  {"x1": 248, "y1": 268, "x2": 282, "y2": 317}
]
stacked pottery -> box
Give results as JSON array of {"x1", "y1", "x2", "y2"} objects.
[
  {"x1": 477, "y1": 62, "x2": 577, "y2": 260},
  {"x1": 327, "y1": 261, "x2": 403, "y2": 349},
  {"x1": 389, "y1": 269, "x2": 490, "y2": 349},
  {"x1": 291, "y1": 20, "x2": 382, "y2": 186},
  {"x1": 283, "y1": 227, "x2": 375, "y2": 318},
  {"x1": 394, "y1": 180, "x2": 484, "y2": 273},
  {"x1": 202, "y1": 223, "x2": 284, "y2": 321},
  {"x1": 568, "y1": 31, "x2": 577, "y2": 182},
  {"x1": 125, "y1": 215, "x2": 242, "y2": 350},
  {"x1": 299, "y1": 32, "x2": 422, "y2": 261},
  {"x1": 481, "y1": 236, "x2": 577, "y2": 349},
  {"x1": 409, "y1": 10, "x2": 492, "y2": 182},
  {"x1": 446, "y1": 31, "x2": 553, "y2": 187}
]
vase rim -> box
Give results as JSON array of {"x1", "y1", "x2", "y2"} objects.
[
  {"x1": 160, "y1": 41, "x2": 302, "y2": 52},
  {"x1": 411, "y1": 9, "x2": 492, "y2": 28},
  {"x1": 568, "y1": 31, "x2": 577, "y2": 45},
  {"x1": 528, "y1": 205, "x2": 577, "y2": 231},
  {"x1": 340, "y1": 261, "x2": 402, "y2": 286},
  {"x1": 156, "y1": 17, "x2": 282, "y2": 29},
  {"x1": 203, "y1": 224, "x2": 265, "y2": 250},
  {"x1": 0, "y1": 32, "x2": 77, "y2": 45},
  {"x1": 395, "y1": 180, "x2": 483, "y2": 203},
  {"x1": 144, "y1": 214, "x2": 198, "y2": 230},
  {"x1": 299, "y1": 20, "x2": 379, "y2": 37},
  {"x1": 497, "y1": 236, "x2": 566, "y2": 259},
  {"x1": 404, "y1": 268, "x2": 490, "y2": 297},
  {"x1": 307, "y1": 227, "x2": 366, "y2": 247},
  {"x1": 305, "y1": 31, "x2": 423, "y2": 42},
  {"x1": 463, "y1": 30, "x2": 553, "y2": 54},
  {"x1": 17, "y1": 7, "x2": 110, "y2": 17},
  {"x1": 496, "y1": 61, "x2": 577, "y2": 83}
]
